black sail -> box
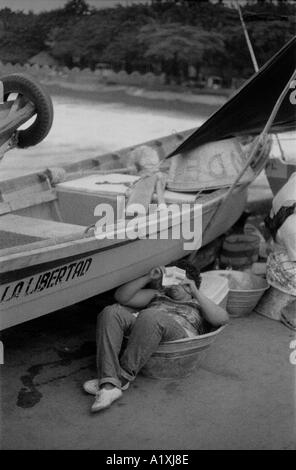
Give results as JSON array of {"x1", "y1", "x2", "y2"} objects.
[{"x1": 168, "y1": 36, "x2": 296, "y2": 158}]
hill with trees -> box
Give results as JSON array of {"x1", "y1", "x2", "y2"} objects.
[{"x1": 0, "y1": 0, "x2": 295, "y2": 85}]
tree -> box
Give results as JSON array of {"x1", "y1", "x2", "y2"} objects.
[
  {"x1": 99, "y1": 15, "x2": 148, "y2": 72},
  {"x1": 0, "y1": 10, "x2": 44, "y2": 63},
  {"x1": 223, "y1": 7, "x2": 295, "y2": 80},
  {"x1": 138, "y1": 22, "x2": 226, "y2": 83},
  {"x1": 0, "y1": 0, "x2": 294, "y2": 77},
  {"x1": 63, "y1": 0, "x2": 91, "y2": 17}
]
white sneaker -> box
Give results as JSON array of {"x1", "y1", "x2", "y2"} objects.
[
  {"x1": 83, "y1": 379, "x2": 99, "y2": 396},
  {"x1": 83, "y1": 379, "x2": 129, "y2": 395},
  {"x1": 91, "y1": 387, "x2": 122, "y2": 413}
]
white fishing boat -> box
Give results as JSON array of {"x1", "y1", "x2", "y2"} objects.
[{"x1": 0, "y1": 37, "x2": 295, "y2": 330}]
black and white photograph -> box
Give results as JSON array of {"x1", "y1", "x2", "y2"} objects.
[{"x1": 0, "y1": 0, "x2": 295, "y2": 453}]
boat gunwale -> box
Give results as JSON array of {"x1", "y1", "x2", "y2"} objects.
[
  {"x1": 0, "y1": 183, "x2": 248, "y2": 276},
  {"x1": 0, "y1": 127, "x2": 196, "y2": 189}
]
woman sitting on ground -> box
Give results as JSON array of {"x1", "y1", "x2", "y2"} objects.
[
  {"x1": 260, "y1": 172, "x2": 296, "y2": 330},
  {"x1": 83, "y1": 259, "x2": 229, "y2": 413}
]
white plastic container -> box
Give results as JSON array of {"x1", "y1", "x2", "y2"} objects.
[{"x1": 200, "y1": 271, "x2": 230, "y2": 309}]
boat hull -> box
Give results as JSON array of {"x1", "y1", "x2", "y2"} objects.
[{"x1": 0, "y1": 184, "x2": 247, "y2": 330}]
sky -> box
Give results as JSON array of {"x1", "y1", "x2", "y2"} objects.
[{"x1": 0, "y1": 0, "x2": 151, "y2": 13}]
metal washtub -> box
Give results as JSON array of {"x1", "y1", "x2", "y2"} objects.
[{"x1": 141, "y1": 272, "x2": 229, "y2": 379}]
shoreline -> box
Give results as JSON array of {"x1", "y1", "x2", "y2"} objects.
[
  {"x1": 1, "y1": 80, "x2": 275, "y2": 208},
  {"x1": 44, "y1": 83, "x2": 274, "y2": 209},
  {"x1": 44, "y1": 82, "x2": 222, "y2": 119}
]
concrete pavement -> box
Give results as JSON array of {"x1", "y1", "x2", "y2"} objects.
[{"x1": 0, "y1": 294, "x2": 295, "y2": 450}]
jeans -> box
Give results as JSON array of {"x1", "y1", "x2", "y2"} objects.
[{"x1": 96, "y1": 303, "x2": 188, "y2": 388}]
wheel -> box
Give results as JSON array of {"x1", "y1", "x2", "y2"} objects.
[{"x1": 0, "y1": 73, "x2": 54, "y2": 148}]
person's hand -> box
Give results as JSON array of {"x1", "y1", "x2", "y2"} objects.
[
  {"x1": 149, "y1": 266, "x2": 164, "y2": 281},
  {"x1": 181, "y1": 277, "x2": 198, "y2": 297}
]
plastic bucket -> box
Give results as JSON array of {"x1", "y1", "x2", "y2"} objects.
[
  {"x1": 199, "y1": 271, "x2": 229, "y2": 309},
  {"x1": 214, "y1": 270, "x2": 269, "y2": 317},
  {"x1": 220, "y1": 234, "x2": 260, "y2": 269}
]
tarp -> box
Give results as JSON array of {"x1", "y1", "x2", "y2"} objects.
[{"x1": 168, "y1": 36, "x2": 296, "y2": 158}]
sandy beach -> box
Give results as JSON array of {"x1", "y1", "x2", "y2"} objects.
[
  {"x1": 0, "y1": 83, "x2": 222, "y2": 181},
  {"x1": 1, "y1": 82, "x2": 293, "y2": 188}
]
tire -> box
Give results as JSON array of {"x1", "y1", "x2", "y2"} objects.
[{"x1": 1, "y1": 73, "x2": 54, "y2": 148}]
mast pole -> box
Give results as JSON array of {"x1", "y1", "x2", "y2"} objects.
[
  {"x1": 235, "y1": 1, "x2": 259, "y2": 72},
  {"x1": 235, "y1": 1, "x2": 286, "y2": 161},
  {"x1": 189, "y1": 68, "x2": 296, "y2": 262},
  {"x1": 193, "y1": 68, "x2": 296, "y2": 255}
]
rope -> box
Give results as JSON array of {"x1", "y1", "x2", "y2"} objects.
[
  {"x1": 189, "y1": 69, "x2": 296, "y2": 262},
  {"x1": 275, "y1": 133, "x2": 286, "y2": 163}
]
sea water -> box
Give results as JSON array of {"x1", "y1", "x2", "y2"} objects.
[
  {"x1": 0, "y1": 94, "x2": 200, "y2": 181},
  {"x1": 0, "y1": 94, "x2": 294, "y2": 182}
]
